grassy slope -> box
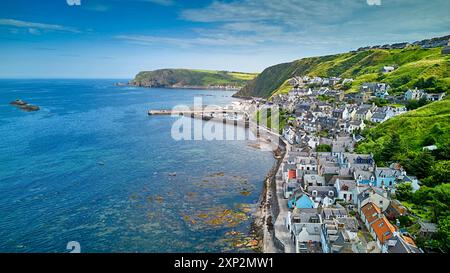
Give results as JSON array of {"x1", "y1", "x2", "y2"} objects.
[
  {"x1": 356, "y1": 99, "x2": 450, "y2": 153},
  {"x1": 356, "y1": 99, "x2": 450, "y2": 252},
  {"x1": 133, "y1": 69, "x2": 258, "y2": 87},
  {"x1": 236, "y1": 46, "x2": 450, "y2": 98},
  {"x1": 270, "y1": 79, "x2": 294, "y2": 98}
]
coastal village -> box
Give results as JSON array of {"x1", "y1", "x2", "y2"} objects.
[
  {"x1": 4, "y1": 0, "x2": 450, "y2": 260},
  {"x1": 220, "y1": 67, "x2": 447, "y2": 253},
  {"x1": 143, "y1": 37, "x2": 449, "y2": 254}
]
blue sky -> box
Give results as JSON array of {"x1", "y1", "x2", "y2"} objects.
[{"x1": 0, "y1": 0, "x2": 449, "y2": 78}]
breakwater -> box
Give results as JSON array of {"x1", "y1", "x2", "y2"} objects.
[{"x1": 148, "y1": 109, "x2": 250, "y2": 128}]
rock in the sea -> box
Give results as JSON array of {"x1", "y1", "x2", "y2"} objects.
[
  {"x1": 10, "y1": 99, "x2": 40, "y2": 112},
  {"x1": 20, "y1": 104, "x2": 40, "y2": 112},
  {"x1": 10, "y1": 99, "x2": 28, "y2": 106}
]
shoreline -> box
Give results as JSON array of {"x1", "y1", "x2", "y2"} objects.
[
  {"x1": 146, "y1": 98, "x2": 283, "y2": 253},
  {"x1": 249, "y1": 124, "x2": 286, "y2": 253}
]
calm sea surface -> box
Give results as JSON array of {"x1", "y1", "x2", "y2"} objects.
[{"x1": 0, "y1": 79, "x2": 275, "y2": 253}]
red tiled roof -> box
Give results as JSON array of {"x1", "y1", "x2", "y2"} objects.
[
  {"x1": 371, "y1": 217, "x2": 396, "y2": 244},
  {"x1": 361, "y1": 202, "x2": 381, "y2": 224}
]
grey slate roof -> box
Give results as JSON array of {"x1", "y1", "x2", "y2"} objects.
[{"x1": 308, "y1": 186, "x2": 337, "y2": 199}]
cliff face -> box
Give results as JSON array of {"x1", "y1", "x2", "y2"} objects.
[
  {"x1": 235, "y1": 35, "x2": 450, "y2": 98},
  {"x1": 131, "y1": 69, "x2": 180, "y2": 88},
  {"x1": 130, "y1": 69, "x2": 257, "y2": 89},
  {"x1": 234, "y1": 57, "x2": 333, "y2": 98}
]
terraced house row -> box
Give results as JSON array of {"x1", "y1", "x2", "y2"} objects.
[{"x1": 273, "y1": 137, "x2": 424, "y2": 253}]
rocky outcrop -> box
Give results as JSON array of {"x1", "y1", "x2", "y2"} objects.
[
  {"x1": 10, "y1": 99, "x2": 40, "y2": 112},
  {"x1": 130, "y1": 69, "x2": 256, "y2": 90}
]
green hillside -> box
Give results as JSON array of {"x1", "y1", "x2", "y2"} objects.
[
  {"x1": 356, "y1": 100, "x2": 450, "y2": 252},
  {"x1": 131, "y1": 69, "x2": 258, "y2": 88},
  {"x1": 357, "y1": 99, "x2": 450, "y2": 159},
  {"x1": 235, "y1": 45, "x2": 450, "y2": 98}
]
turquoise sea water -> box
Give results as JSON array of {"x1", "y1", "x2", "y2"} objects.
[{"x1": 0, "y1": 79, "x2": 275, "y2": 253}]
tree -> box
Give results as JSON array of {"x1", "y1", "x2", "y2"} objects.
[
  {"x1": 395, "y1": 182, "x2": 413, "y2": 201},
  {"x1": 433, "y1": 142, "x2": 450, "y2": 160},
  {"x1": 391, "y1": 75, "x2": 412, "y2": 88},
  {"x1": 412, "y1": 186, "x2": 435, "y2": 206},
  {"x1": 380, "y1": 133, "x2": 402, "y2": 163},
  {"x1": 316, "y1": 144, "x2": 332, "y2": 152},
  {"x1": 423, "y1": 161, "x2": 450, "y2": 187},
  {"x1": 370, "y1": 98, "x2": 389, "y2": 107},
  {"x1": 406, "y1": 98, "x2": 429, "y2": 110},
  {"x1": 412, "y1": 184, "x2": 450, "y2": 219},
  {"x1": 437, "y1": 216, "x2": 450, "y2": 252},
  {"x1": 342, "y1": 81, "x2": 352, "y2": 90},
  {"x1": 414, "y1": 77, "x2": 438, "y2": 90},
  {"x1": 427, "y1": 199, "x2": 448, "y2": 223},
  {"x1": 403, "y1": 151, "x2": 435, "y2": 179},
  {"x1": 422, "y1": 135, "x2": 437, "y2": 147}
]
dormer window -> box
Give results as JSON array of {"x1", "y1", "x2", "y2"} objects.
[
  {"x1": 312, "y1": 190, "x2": 318, "y2": 197},
  {"x1": 328, "y1": 191, "x2": 334, "y2": 197}
]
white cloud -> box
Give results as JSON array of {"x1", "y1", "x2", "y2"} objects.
[
  {"x1": 0, "y1": 18, "x2": 81, "y2": 33},
  {"x1": 181, "y1": 0, "x2": 361, "y2": 25},
  {"x1": 115, "y1": 34, "x2": 260, "y2": 47},
  {"x1": 66, "y1": 0, "x2": 81, "y2": 6},
  {"x1": 117, "y1": 0, "x2": 450, "y2": 62}
]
